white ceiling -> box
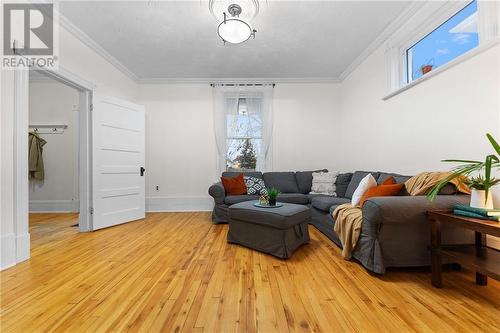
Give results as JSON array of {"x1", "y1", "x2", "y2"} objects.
[{"x1": 60, "y1": 1, "x2": 412, "y2": 81}]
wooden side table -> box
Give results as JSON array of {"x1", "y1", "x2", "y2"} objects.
[{"x1": 427, "y1": 211, "x2": 500, "y2": 288}]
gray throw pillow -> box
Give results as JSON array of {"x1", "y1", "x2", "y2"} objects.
[{"x1": 244, "y1": 176, "x2": 268, "y2": 195}]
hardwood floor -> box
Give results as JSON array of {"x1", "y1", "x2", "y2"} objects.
[{"x1": 1, "y1": 213, "x2": 499, "y2": 332}]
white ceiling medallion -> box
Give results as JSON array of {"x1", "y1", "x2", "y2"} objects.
[{"x1": 209, "y1": 0, "x2": 258, "y2": 45}]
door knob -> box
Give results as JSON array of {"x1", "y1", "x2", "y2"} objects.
[{"x1": 140, "y1": 167, "x2": 145, "y2": 176}]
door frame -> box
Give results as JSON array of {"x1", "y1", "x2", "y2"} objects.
[{"x1": 13, "y1": 65, "x2": 95, "y2": 262}]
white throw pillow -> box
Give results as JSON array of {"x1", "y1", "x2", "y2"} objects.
[
  {"x1": 310, "y1": 171, "x2": 339, "y2": 196},
  {"x1": 351, "y1": 174, "x2": 377, "y2": 206}
]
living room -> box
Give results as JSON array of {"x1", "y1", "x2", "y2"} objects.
[{"x1": 1, "y1": 0, "x2": 499, "y2": 332}]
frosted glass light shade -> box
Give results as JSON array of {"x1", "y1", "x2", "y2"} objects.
[{"x1": 218, "y1": 18, "x2": 252, "y2": 44}]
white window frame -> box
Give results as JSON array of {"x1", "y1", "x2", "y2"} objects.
[
  {"x1": 225, "y1": 97, "x2": 263, "y2": 172},
  {"x1": 384, "y1": 0, "x2": 500, "y2": 99}
]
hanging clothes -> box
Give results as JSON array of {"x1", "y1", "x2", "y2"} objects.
[{"x1": 28, "y1": 132, "x2": 47, "y2": 181}]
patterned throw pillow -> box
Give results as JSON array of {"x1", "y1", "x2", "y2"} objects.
[
  {"x1": 310, "y1": 171, "x2": 339, "y2": 196},
  {"x1": 244, "y1": 176, "x2": 268, "y2": 195}
]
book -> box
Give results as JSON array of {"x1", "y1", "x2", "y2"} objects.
[
  {"x1": 453, "y1": 204, "x2": 500, "y2": 217},
  {"x1": 453, "y1": 209, "x2": 500, "y2": 221}
]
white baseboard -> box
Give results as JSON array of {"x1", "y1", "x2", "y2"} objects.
[
  {"x1": 146, "y1": 196, "x2": 214, "y2": 212},
  {"x1": 1, "y1": 233, "x2": 17, "y2": 270},
  {"x1": 29, "y1": 200, "x2": 79, "y2": 212},
  {"x1": 16, "y1": 233, "x2": 30, "y2": 263}
]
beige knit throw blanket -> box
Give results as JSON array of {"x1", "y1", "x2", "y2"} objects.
[
  {"x1": 332, "y1": 203, "x2": 362, "y2": 259},
  {"x1": 332, "y1": 171, "x2": 470, "y2": 259}
]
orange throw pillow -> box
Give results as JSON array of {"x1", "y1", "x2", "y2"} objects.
[
  {"x1": 221, "y1": 173, "x2": 247, "y2": 195},
  {"x1": 359, "y1": 176, "x2": 403, "y2": 207}
]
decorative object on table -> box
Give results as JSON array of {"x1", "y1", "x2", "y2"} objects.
[
  {"x1": 309, "y1": 171, "x2": 339, "y2": 195},
  {"x1": 244, "y1": 176, "x2": 268, "y2": 195},
  {"x1": 220, "y1": 172, "x2": 247, "y2": 195},
  {"x1": 427, "y1": 133, "x2": 500, "y2": 207},
  {"x1": 452, "y1": 204, "x2": 500, "y2": 221},
  {"x1": 465, "y1": 175, "x2": 499, "y2": 209},
  {"x1": 267, "y1": 187, "x2": 280, "y2": 206},
  {"x1": 258, "y1": 194, "x2": 269, "y2": 206},
  {"x1": 253, "y1": 201, "x2": 284, "y2": 208}
]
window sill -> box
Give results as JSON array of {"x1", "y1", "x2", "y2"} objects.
[{"x1": 383, "y1": 38, "x2": 500, "y2": 101}]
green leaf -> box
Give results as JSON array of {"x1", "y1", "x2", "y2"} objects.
[
  {"x1": 487, "y1": 133, "x2": 500, "y2": 156},
  {"x1": 484, "y1": 154, "x2": 494, "y2": 201},
  {"x1": 441, "y1": 159, "x2": 482, "y2": 164}
]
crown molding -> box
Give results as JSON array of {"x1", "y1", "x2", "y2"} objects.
[
  {"x1": 29, "y1": 75, "x2": 56, "y2": 83},
  {"x1": 338, "y1": 1, "x2": 427, "y2": 82},
  {"x1": 136, "y1": 77, "x2": 341, "y2": 85},
  {"x1": 58, "y1": 12, "x2": 139, "y2": 83}
]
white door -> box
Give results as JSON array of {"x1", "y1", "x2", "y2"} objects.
[{"x1": 92, "y1": 96, "x2": 145, "y2": 230}]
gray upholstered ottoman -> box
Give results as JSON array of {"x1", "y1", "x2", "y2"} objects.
[{"x1": 228, "y1": 201, "x2": 311, "y2": 259}]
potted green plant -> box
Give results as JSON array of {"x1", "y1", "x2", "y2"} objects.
[
  {"x1": 427, "y1": 133, "x2": 500, "y2": 208},
  {"x1": 465, "y1": 175, "x2": 500, "y2": 209},
  {"x1": 267, "y1": 187, "x2": 280, "y2": 206}
]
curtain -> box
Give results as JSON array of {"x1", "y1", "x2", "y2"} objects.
[{"x1": 212, "y1": 84, "x2": 274, "y2": 176}]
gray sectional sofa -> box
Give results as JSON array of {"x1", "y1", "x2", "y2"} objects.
[{"x1": 208, "y1": 170, "x2": 474, "y2": 274}]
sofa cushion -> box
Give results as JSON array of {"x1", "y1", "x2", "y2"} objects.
[
  {"x1": 335, "y1": 173, "x2": 353, "y2": 198},
  {"x1": 377, "y1": 172, "x2": 411, "y2": 184},
  {"x1": 310, "y1": 171, "x2": 339, "y2": 195},
  {"x1": 312, "y1": 196, "x2": 351, "y2": 212},
  {"x1": 223, "y1": 171, "x2": 262, "y2": 179},
  {"x1": 359, "y1": 178, "x2": 404, "y2": 207},
  {"x1": 295, "y1": 169, "x2": 328, "y2": 194},
  {"x1": 221, "y1": 173, "x2": 247, "y2": 195},
  {"x1": 277, "y1": 193, "x2": 309, "y2": 204},
  {"x1": 244, "y1": 176, "x2": 268, "y2": 195},
  {"x1": 263, "y1": 172, "x2": 300, "y2": 193},
  {"x1": 345, "y1": 171, "x2": 381, "y2": 199},
  {"x1": 225, "y1": 195, "x2": 259, "y2": 205}
]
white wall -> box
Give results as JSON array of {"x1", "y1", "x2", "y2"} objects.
[
  {"x1": 273, "y1": 84, "x2": 340, "y2": 171},
  {"x1": 138, "y1": 83, "x2": 341, "y2": 211},
  {"x1": 338, "y1": 44, "x2": 500, "y2": 175},
  {"x1": 29, "y1": 80, "x2": 79, "y2": 212}
]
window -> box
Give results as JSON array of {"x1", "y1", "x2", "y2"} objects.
[
  {"x1": 213, "y1": 84, "x2": 273, "y2": 175},
  {"x1": 406, "y1": 1, "x2": 478, "y2": 82},
  {"x1": 226, "y1": 98, "x2": 262, "y2": 172}
]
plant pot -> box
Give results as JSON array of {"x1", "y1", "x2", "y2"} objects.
[
  {"x1": 268, "y1": 198, "x2": 277, "y2": 206},
  {"x1": 470, "y1": 189, "x2": 494, "y2": 209},
  {"x1": 421, "y1": 65, "x2": 433, "y2": 75}
]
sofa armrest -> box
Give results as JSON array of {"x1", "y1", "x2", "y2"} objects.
[
  {"x1": 362, "y1": 195, "x2": 470, "y2": 229},
  {"x1": 208, "y1": 182, "x2": 226, "y2": 204}
]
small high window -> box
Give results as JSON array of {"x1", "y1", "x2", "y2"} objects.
[{"x1": 406, "y1": 0, "x2": 478, "y2": 82}]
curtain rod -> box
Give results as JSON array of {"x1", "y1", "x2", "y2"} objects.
[{"x1": 210, "y1": 83, "x2": 275, "y2": 87}]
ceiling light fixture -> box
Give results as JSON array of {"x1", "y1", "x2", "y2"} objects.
[{"x1": 209, "y1": 0, "x2": 258, "y2": 45}]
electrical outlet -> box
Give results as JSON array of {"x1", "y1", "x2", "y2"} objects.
[{"x1": 155, "y1": 185, "x2": 159, "y2": 192}]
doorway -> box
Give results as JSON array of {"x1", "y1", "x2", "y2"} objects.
[
  {"x1": 10, "y1": 66, "x2": 145, "y2": 268},
  {"x1": 28, "y1": 71, "x2": 81, "y2": 234}
]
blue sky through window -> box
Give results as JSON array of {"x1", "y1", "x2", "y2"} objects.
[{"x1": 407, "y1": 1, "x2": 478, "y2": 81}]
